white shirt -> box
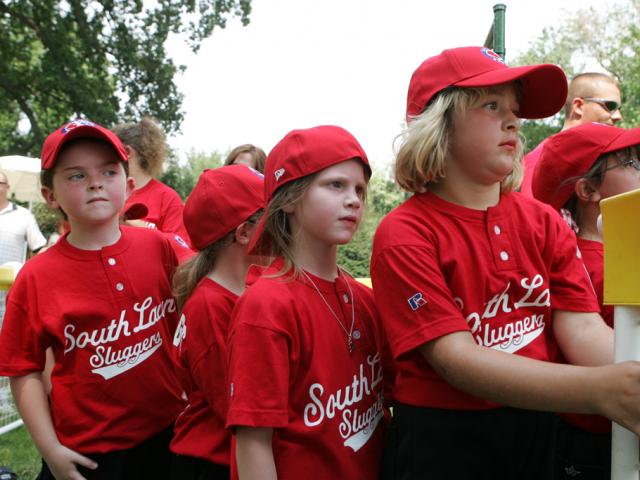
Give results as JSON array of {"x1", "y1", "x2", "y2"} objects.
[{"x1": 0, "y1": 202, "x2": 46, "y2": 264}]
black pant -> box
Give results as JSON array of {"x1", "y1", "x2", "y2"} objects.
[
  {"x1": 37, "y1": 425, "x2": 174, "y2": 480},
  {"x1": 171, "y1": 455, "x2": 230, "y2": 480},
  {"x1": 555, "y1": 417, "x2": 611, "y2": 480},
  {"x1": 382, "y1": 403, "x2": 555, "y2": 480}
]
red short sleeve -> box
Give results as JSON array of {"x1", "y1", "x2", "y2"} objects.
[
  {"x1": 226, "y1": 322, "x2": 291, "y2": 428},
  {"x1": 371, "y1": 244, "x2": 469, "y2": 360}
]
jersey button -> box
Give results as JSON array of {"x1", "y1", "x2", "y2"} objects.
[
  {"x1": 343, "y1": 293, "x2": 349, "y2": 303},
  {"x1": 493, "y1": 225, "x2": 501, "y2": 235},
  {"x1": 108, "y1": 258, "x2": 116, "y2": 266},
  {"x1": 499, "y1": 251, "x2": 509, "y2": 261},
  {"x1": 115, "y1": 282, "x2": 124, "y2": 291}
]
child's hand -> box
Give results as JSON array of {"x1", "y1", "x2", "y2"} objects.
[
  {"x1": 44, "y1": 443, "x2": 97, "y2": 480},
  {"x1": 593, "y1": 361, "x2": 640, "y2": 435}
]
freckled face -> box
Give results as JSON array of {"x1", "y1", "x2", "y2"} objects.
[{"x1": 43, "y1": 142, "x2": 131, "y2": 227}]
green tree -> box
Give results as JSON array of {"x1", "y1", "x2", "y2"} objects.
[
  {"x1": 0, "y1": 0, "x2": 251, "y2": 156},
  {"x1": 161, "y1": 149, "x2": 223, "y2": 200},
  {"x1": 338, "y1": 173, "x2": 407, "y2": 277},
  {"x1": 512, "y1": 0, "x2": 640, "y2": 151}
]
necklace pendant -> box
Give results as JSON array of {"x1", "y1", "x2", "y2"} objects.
[{"x1": 348, "y1": 335, "x2": 354, "y2": 353}]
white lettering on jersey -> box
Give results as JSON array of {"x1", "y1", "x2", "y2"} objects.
[
  {"x1": 63, "y1": 296, "x2": 176, "y2": 380},
  {"x1": 173, "y1": 313, "x2": 187, "y2": 347},
  {"x1": 303, "y1": 353, "x2": 384, "y2": 452},
  {"x1": 456, "y1": 274, "x2": 550, "y2": 353}
]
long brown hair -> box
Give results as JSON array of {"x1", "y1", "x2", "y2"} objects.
[{"x1": 172, "y1": 210, "x2": 263, "y2": 310}]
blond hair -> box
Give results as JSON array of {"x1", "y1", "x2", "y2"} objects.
[
  {"x1": 172, "y1": 236, "x2": 233, "y2": 310},
  {"x1": 112, "y1": 117, "x2": 168, "y2": 177},
  {"x1": 395, "y1": 86, "x2": 524, "y2": 194},
  {"x1": 257, "y1": 175, "x2": 317, "y2": 277}
]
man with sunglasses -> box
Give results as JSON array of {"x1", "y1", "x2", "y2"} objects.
[{"x1": 521, "y1": 72, "x2": 622, "y2": 196}]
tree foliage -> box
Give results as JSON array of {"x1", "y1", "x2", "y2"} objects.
[
  {"x1": 337, "y1": 174, "x2": 407, "y2": 277},
  {"x1": 512, "y1": 0, "x2": 640, "y2": 151},
  {"x1": 0, "y1": 0, "x2": 251, "y2": 156},
  {"x1": 161, "y1": 149, "x2": 223, "y2": 201}
]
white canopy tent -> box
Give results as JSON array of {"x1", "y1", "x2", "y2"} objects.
[{"x1": 0, "y1": 155, "x2": 43, "y2": 204}]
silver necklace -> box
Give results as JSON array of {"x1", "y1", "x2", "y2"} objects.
[{"x1": 301, "y1": 269, "x2": 356, "y2": 353}]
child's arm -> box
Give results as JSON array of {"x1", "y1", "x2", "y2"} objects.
[
  {"x1": 553, "y1": 310, "x2": 613, "y2": 366},
  {"x1": 10, "y1": 373, "x2": 97, "y2": 480},
  {"x1": 420, "y1": 331, "x2": 640, "y2": 435},
  {"x1": 235, "y1": 427, "x2": 277, "y2": 480}
]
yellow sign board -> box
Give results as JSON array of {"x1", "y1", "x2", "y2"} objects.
[{"x1": 602, "y1": 188, "x2": 640, "y2": 305}]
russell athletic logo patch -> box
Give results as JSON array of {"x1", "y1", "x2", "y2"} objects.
[{"x1": 408, "y1": 292, "x2": 427, "y2": 311}]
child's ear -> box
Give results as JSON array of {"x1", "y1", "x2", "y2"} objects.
[
  {"x1": 41, "y1": 186, "x2": 59, "y2": 209},
  {"x1": 234, "y1": 221, "x2": 253, "y2": 246},
  {"x1": 575, "y1": 178, "x2": 602, "y2": 203},
  {"x1": 125, "y1": 176, "x2": 135, "y2": 198}
]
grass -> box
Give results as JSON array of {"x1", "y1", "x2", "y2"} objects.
[{"x1": 0, "y1": 425, "x2": 40, "y2": 479}]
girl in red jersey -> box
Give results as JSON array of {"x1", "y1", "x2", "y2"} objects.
[
  {"x1": 169, "y1": 165, "x2": 264, "y2": 480},
  {"x1": 226, "y1": 125, "x2": 388, "y2": 480},
  {"x1": 370, "y1": 46, "x2": 640, "y2": 480},
  {"x1": 532, "y1": 123, "x2": 640, "y2": 479},
  {"x1": 113, "y1": 118, "x2": 191, "y2": 243},
  {"x1": 0, "y1": 120, "x2": 185, "y2": 480}
]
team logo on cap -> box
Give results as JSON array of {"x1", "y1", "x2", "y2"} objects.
[
  {"x1": 274, "y1": 168, "x2": 285, "y2": 181},
  {"x1": 61, "y1": 119, "x2": 97, "y2": 134},
  {"x1": 481, "y1": 47, "x2": 505, "y2": 64}
]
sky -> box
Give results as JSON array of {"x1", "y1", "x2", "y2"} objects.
[{"x1": 166, "y1": 0, "x2": 617, "y2": 171}]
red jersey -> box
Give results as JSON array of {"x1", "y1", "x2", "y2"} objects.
[
  {"x1": 171, "y1": 278, "x2": 236, "y2": 465},
  {"x1": 371, "y1": 191, "x2": 599, "y2": 410},
  {"x1": 226, "y1": 262, "x2": 386, "y2": 480},
  {"x1": 577, "y1": 238, "x2": 613, "y2": 326},
  {"x1": 0, "y1": 226, "x2": 185, "y2": 453},
  {"x1": 125, "y1": 178, "x2": 190, "y2": 243},
  {"x1": 560, "y1": 237, "x2": 612, "y2": 433},
  {"x1": 520, "y1": 139, "x2": 547, "y2": 198}
]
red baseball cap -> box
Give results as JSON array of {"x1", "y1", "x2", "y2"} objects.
[
  {"x1": 406, "y1": 46, "x2": 568, "y2": 121},
  {"x1": 532, "y1": 122, "x2": 640, "y2": 210},
  {"x1": 249, "y1": 125, "x2": 370, "y2": 254},
  {"x1": 183, "y1": 164, "x2": 265, "y2": 251},
  {"x1": 121, "y1": 202, "x2": 148, "y2": 221},
  {"x1": 41, "y1": 120, "x2": 128, "y2": 170}
]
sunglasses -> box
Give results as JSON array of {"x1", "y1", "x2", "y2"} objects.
[{"x1": 583, "y1": 97, "x2": 621, "y2": 113}]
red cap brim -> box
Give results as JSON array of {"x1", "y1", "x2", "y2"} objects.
[{"x1": 455, "y1": 64, "x2": 567, "y2": 119}]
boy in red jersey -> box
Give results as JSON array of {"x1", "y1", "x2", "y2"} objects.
[{"x1": 0, "y1": 120, "x2": 185, "y2": 480}]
